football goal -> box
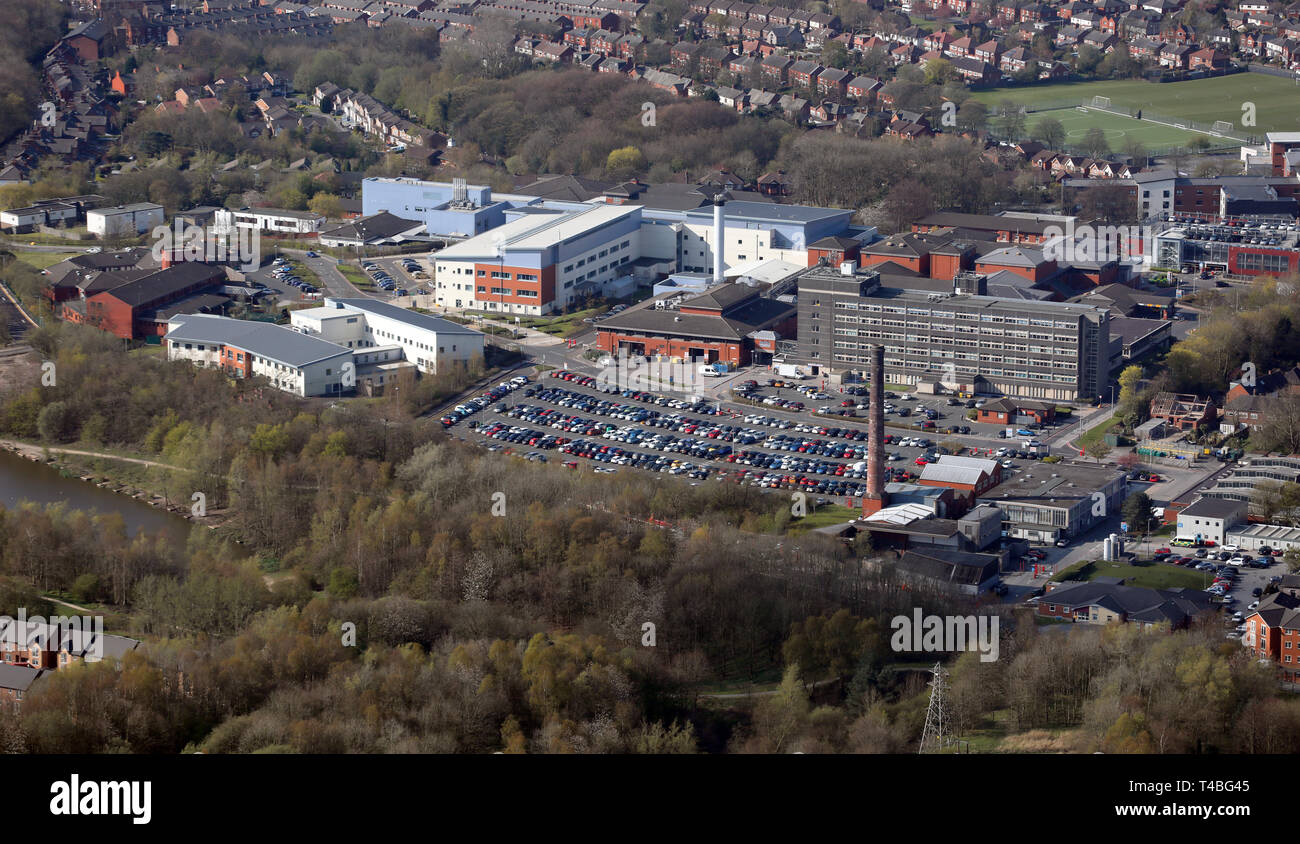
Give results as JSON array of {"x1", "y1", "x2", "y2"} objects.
[
  {"x1": 1090, "y1": 95, "x2": 1112, "y2": 109},
  {"x1": 1211, "y1": 120, "x2": 1234, "y2": 135}
]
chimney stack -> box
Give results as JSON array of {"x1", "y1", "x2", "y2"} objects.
[
  {"x1": 712, "y1": 194, "x2": 726, "y2": 283},
  {"x1": 863, "y1": 344, "x2": 886, "y2": 517}
]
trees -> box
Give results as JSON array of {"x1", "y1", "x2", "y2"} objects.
[
  {"x1": 1256, "y1": 394, "x2": 1300, "y2": 455},
  {"x1": 1252, "y1": 480, "x2": 1285, "y2": 525},
  {"x1": 1080, "y1": 126, "x2": 1111, "y2": 160},
  {"x1": 745, "y1": 664, "x2": 810, "y2": 752},
  {"x1": 308, "y1": 192, "x2": 343, "y2": 219},
  {"x1": 1033, "y1": 115, "x2": 1065, "y2": 150},
  {"x1": 1086, "y1": 439, "x2": 1113, "y2": 464},
  {"x1": 956, "y1": 99, "x2": 988, "y2": 134},
  {"x1": 782, "y1": 610, "x2": 880, "y2": 686},
  {"x1": 1122, "y1": 491, "x2": 1152, "y2": 533},
  {"x1": 995, "y1": 100, "x2": 1026, "y2": 141},
  {"x1": 1116, "y1": 364, "x2": 1148, "y2": 426},
  {"x1": 1079, "y1": 182, "x2": 1138, "y2": 224},
  {"x1": 36, "y1": 400, "x2": 76, "y2": 443},
  {"x1": 923, "y1": 57, "x2": 956, "y2": 85},
  {"x1": 823, "y1": 40, "x2": 850, "y2": 70},
  {"x1": 881, "y1": 178, "x2": 934, "y2": 234}
]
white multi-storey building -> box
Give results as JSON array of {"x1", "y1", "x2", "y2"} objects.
[{"x1": 290, "y1": 298, "x2": 485, "y2": 374}]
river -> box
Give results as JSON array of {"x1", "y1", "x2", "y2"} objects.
[{"x1": 0, "y1": 448, "x2": 192, "y2": 544}]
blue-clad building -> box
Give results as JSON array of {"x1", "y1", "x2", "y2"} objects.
[{"x1": 361, "y1": 177, "x2": 543, "y2": 238}]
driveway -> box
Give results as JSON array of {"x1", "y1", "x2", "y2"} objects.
[{"x1": 277, "y1": 247, "x2": 369, "y2": 300}]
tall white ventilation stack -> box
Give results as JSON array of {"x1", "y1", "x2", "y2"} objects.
[{"x1": 712, "y1": 195, "x2": 726, "y2": 283}]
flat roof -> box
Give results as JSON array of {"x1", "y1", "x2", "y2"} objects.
[
  {"x1": 798, "y1": 267, "x2": 1107, "y2": 317},
  {"x1": 506, "y1": 204, "x2": 638, "y2": 250},
  {"x1": 1179, "y1": 497, "x2": 1245, "y2": 519},
  {"x1": 90, "y1": 202, "x2": 162, "y2": 215},
  {"x1": 981, "y1": 462, "x2": 1122, "y2": 504},
  {"x1": 682, "y1": 200, "x2": 847, "y2": 224},
  {"x1": 320, "y1": 298, "x2": 484, "y2": 336},
  {"x1": 433, "y1": 210, "x2": 572, "y2": 260},
  {"x1": 232, "y1": 206, "x2": 325, "y2": 220},
  {"x1": 1109, "y1": 315, "x2": 1170, "y2": 344}
]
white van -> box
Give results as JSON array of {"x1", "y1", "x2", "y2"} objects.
[{"x1": 700, "y1": 363, "x2": 723, "y2": 377}]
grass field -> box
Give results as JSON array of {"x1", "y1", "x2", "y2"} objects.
[
  {"x1": 1040, "y1": 106, "x2": 1216, "y2": 150},
  {"x1": 1055, "y1": 558, "x2": 1208, "y2": 590},
  {"x1": 972, "y1": 73, "x2": 1300, "y2": 135},
  {"x1": 786, "y1": 503, "x2": 858, "y2": 534},
  {"x1": 13, "y1": 251, "x2": 79, "y2": 270}
]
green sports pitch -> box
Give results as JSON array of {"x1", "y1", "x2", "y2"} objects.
[
  {"x1": 972, "y1": 72, "x2": 1300, "y2": 136},
  {"x1": 1035, "y1": 106, "x2": 1217, "y2": 151}
]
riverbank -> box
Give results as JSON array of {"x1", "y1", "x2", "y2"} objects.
[{"x1": 0, "y1": 439, "x2": 232, "y2": 530}]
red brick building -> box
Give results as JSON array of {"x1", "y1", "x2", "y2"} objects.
[
  {"x1": 975, "y1": 397, "x2": 1057, "y2": 425},
  {"x1": 916, "y1": 456, "x2": 1002, "y2": 514},
  {"x1": 974, "y1": 245, "x2": 1058, "y2": 284},
  {"x1": 59, "y1": 263, "x2": 226, "y2": 340},
  {"x1": 1244, "y1": 584, "x2": 1300, "y2": 682},
  {"x1": 595, "y1": 282, "x2": 796, "y2": 368},
  {"x1": 805, "y1": 235, "x2": 861, "y2": 267},
  {"x1": 859, "y1": 232, "x2": 954, "y2": 276}
]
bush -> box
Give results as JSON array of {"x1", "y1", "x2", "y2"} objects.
[
  {"x1": 71, "y1": 573, "x2": 102, "y2": 604},
  {"x1": 37, "y1": 400, "x2": 77, "y2": 443},
  {"x1": 327, "y1": 566, "x2": 359, "y2": 599}
]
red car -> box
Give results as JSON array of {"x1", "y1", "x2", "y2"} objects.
[{"x1": 1154, "y1": 547, "x2": 1170, "y2": 555}]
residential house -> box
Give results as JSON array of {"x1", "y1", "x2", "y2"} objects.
[{"x1": 1034, "y1": 581, "x2": 1214, "y2": 630}]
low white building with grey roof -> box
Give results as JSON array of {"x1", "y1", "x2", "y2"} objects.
[
  {"x1": 166, "y1": 313, "x2": 355, "y2": 397},
  {"x1": 1175, "y1": 496, "x2": 1247, "y2": 546}
]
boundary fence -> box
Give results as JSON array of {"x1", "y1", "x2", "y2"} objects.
[{"x1": 985, "y1": 98, "x2": 1256, "y2": 157}]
